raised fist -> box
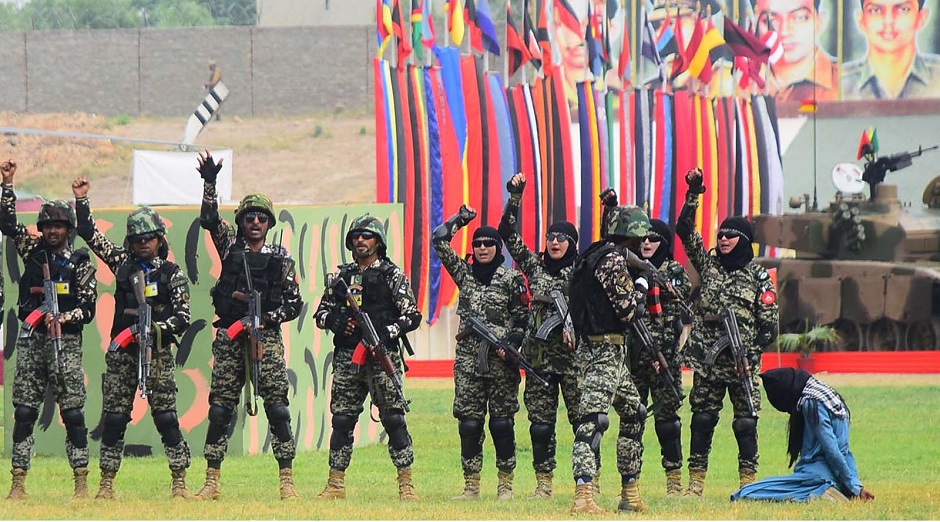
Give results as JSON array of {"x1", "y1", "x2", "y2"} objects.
[
  {"x1": 685, "y1": 168, "x2": 705, "y2": 194},
  {"x1": 197, "y1": 149, "x2": 223, "y2": 183},
  {"x1": 599, "y1": 188, "x2": 618, "y2": 207},
  {"x1": 71, "y1": 177, "x2": 90, "y2": 198},
  {"x1": 506, "y1": 173, "x2": 526, "y2": 195},
  {"x1": 1, "y1": 159, "x2": 16, "y2": 184},
  {"x1": 456, "y1": 205, "x2": 478, "y2": 228}
]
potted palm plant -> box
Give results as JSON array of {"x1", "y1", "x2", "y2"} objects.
[{"x1": 773, "y1": 325, "x2": 841, "y2": 374}]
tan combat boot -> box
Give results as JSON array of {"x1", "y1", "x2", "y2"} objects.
[
  {"x1": 531, "y1": 471, "x2": 553, "y2": 498},
  {"x1": 592, "y1": 470, "x2": 601, "y2": 498},
  {"x1": 6, "y1": 468, "x2": 28, "y2": 500},
  {"x1": 95, "y1": 471, "x2": 116, "y2": 500},
  {"x1": 452, "y1": 473, "x2": 481, "y2": 500},
  {"x1": 279, "y1": 468, "x2": 299, "y2": 500},
  {"x1": 570, "y1": 482, "x2": 607, "y2": 515},
  {"x1": 397, "y1": 467, "x2": 418, "y2": 501},
  {"x1": 193, "y1": 467, "x2": 221, "y2": 501},
  {"x1": 73, "y1": 467, "x2": 89, "y2": 499},
  {"x1": 171, "y1": 469, "x2": 191, "y2": 499},
  {"x1": 496, "y1": 470, "x2": 514, "y2": 500},
  {"x1": 665, "y1": 468, "x2": 683, "y2": 497},
  {"x1": 685, "y1": 467, "x2": 706, "y2": 497},
  {"x1": 315, "y1": 469, "x2": 345, "y2": 500},
  {"x1": 617, "y1": 478, "x2": 648, "y2": 513},
  {"x1": 739, "y1": 468, "x2": 756, "y2": 488}
]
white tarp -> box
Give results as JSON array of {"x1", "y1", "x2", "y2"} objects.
[{"x1": 132, "y1": 149, "x2": 233, "y2": 205}]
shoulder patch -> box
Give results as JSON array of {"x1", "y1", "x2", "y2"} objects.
[
  {"x1": 760, "y1": 289, "x2": 776, "y2": 306},
  {"x1": 757, "y1": 270, "x2": 769, "y2": 281}
]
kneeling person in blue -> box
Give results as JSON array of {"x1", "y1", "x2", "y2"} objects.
[{"x1": 731, "y1": 368, "x2": 875, "y2": 503}]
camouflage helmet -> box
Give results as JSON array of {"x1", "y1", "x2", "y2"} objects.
[
  {"x1": 126, "y1": 206, "x2": 166, "y2": 238},
  {"x1": 605, "y1": 205, "x2": 651, "y2": 239},
  {"x1": 235, "y1": 194, "x2": 276, "y2": 226},
  {"x1": 36, "y1": 200, "x2": 76, "y2": 229},
  {"x1": 345, "y1": 214, "x2": 388, "y2": 251}
]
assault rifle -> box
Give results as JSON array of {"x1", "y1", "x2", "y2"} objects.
[
  {"x1": 456, "y1": 316, "x2": 549, "y2": 386},
  {"x1": 707, "y1": 307, "x2": 756, "y2": 417},
  {"x1": 21, "y1": 260, "x2": 63, "y2": 374},
  {"x1": 533, "y1": 289, "x2": 576, "y2": 350},
  {"x1": 630, "y1": 318, "x2": 683, "y2": 406},
  {"x1": 109, "y1": 270, "x2": 153, "y2": 399},
  {"x1": 332, "y1": 277, "x2": 410, "y2": 412},
  {"x1": 221, "y1": 251, "x2": 264, "y2": 416},
  {"x1": 862, "y1": 145, "x2": 938, "y2": 199}
]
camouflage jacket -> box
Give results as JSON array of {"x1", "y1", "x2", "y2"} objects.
[
  {"x1": 637, "y1": 258, "x2": 691, "y2": 367},
  {"x1": 315, "y1": 257, "x2": 422, "y2": 346},
  {"x1": 432, "y1": 233, "x2": 529, "y2": 376},
  {"x1": 596, "y1": 249, "x2": 645, "y2": 324},
  {"x1": 677, "y1": 190, "x2": 779, "y2": 374},
  {"x1": 74, "y1": 196, "x2": 190, "y2": 337},
  {"x1": 500, "y1": 197, "x2": 577, "y2": 374},
  {"x1": 1, "y1": 184, "x2": 97, "y2": 325},
  {"x1": 201, "y1": 181, "x2": 302, "y2": 326}
]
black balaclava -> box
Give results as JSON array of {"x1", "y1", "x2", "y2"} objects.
[
  {"x1": 760, "y1": 368, "x2": 813, "y2": 468},
  {"x1": 716, "y1": 216, "x2": 754, "y2": 272},
  {"x1": 646, "y1": 219, "x2": 674, "y2": 269},
  {"x1": 543, "y1": 221, "x2": 578, "y2": 276},
  {"x1": 470, "y1": 226, "x2": 505, "y2": 285}
]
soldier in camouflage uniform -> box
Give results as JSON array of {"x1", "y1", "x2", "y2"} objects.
[
  {"x1": 497, "y1": 173, "x2": 580, "y2": 499},
  {"x1": 567, "y1": 204, "x2": 650, "y2": 515},
  {"x1": 313, "y1": 214, "x2": 422, "y2": 501},
  {"x1": 193, "y1": 151, "x2": 303, "y2": 501},
  {"x1": 2, "y1": 160, "x2": 97, "y2": 499},
  {"x1": 675, "y1": 168, "x2": 779, "y2": 496},
  {"x1": 72, "y1": 177, "x2": 193, "y2": 500},
  {"x1": 627, "y1": 217, "x2": 691, "y2": 496},
  {"x1": 432, "y1": 205, "x2": 529, "y2": 501}
]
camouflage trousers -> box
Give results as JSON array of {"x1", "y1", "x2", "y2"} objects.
[
  {"x1": 687, "y1": 356, "x2": 762, "y2": 472},
  {"x1": 453, "y1": 359, "x2": 521, "y2": 475},
  {"x1": 632, "y1": 353, "x2": 685, "y2": 472},
  {"x1": 100, "y1": 344, "x2": 191, "y2": 472},
  {"x1": 203, "y1": 329, "x2": 295, "y2": 464},
  {"x1": 11, "y1": 331, "x2": 88, "y2": 470},
  {"x1": 572, "y1": 338, "x2": 625, "y2": 480},
  {"x1": 612, "y1": 353, "x2": 643, "y2": 479},
  {"x1": 327, "y1": 344, "x2": 412, "y2": 471},
  {"x1": 523, "y1": 369, "x2": 580, "y2": 473}
]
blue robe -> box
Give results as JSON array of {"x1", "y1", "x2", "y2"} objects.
[{"x1": 730, "y1": 399, "x2": 864, "y2": 502}]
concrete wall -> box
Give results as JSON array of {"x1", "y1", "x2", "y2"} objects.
[
  {"x1": 0, "y1": 25, "x2": 378, "y2": 117},
  {"x1": 257, "y1": 0, "x2": 373, "y2": 27}
]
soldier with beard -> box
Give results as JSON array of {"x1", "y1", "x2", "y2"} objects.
[
  {"x1": 675, "y1": 168, "x2": 779, "y2": 497},
  {"x1": 432, "y1": 205, "x2": 529, "y2": 501},
  {"x1": 313, "y1": 214, "x2": 422, "y2": 501},
  {"x1": 498, "y1": 173, "x2": 580, "y2": 499},
  {"x1": 2, "y1": 160, "x2": 97, "y2": 499},
  {"x1": 72, "y1": 177, "x2": 192, "y2": 500},
  {"x1": 192, "y1": 151, "x2": 303, "y2": 500},
  {"x1": 568, "y1": 204, "x2": 651, "y2": 515}
]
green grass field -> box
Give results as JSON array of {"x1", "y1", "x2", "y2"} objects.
[{"x1": 1, "y1": 375, "x2": 939, "y2": 519}]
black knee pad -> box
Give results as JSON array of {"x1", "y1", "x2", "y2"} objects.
[
  {"x1": 265, "y1": 403, "x2": 293, "y2": 443},
  {"x1": 206, "y1": 404, "x2": 234, "y2": 445},
  {"x1": 101, "y1": 412, "x2": 131, "y2": 447},
  {"x1": 60, "y1": 408, "x2": 88, "y2": 448},
  {"x1": 635, "y1": 403, "x2": 648, "y2": 423},
  {"x1": 529, "y1": 423, "x2": 554, "y2": 444},
  {"x1": 153, "y1": 410, "x2": 183, "y2": 447},
  {"x1": 330, "y1": 414, "x2": 358, "y2": 450},
  {"x1": 575, "y1": 413, "x2": 609, "y2": 454},
  {"x1": 381, "y1": 411, "x2": 411, "y2": 450},
  {"x1": 732, "y1": 416, "x2": 758, "y2": 461},
  {"x1": 689, "y1": 411, "x2": 719, "y2": 456},
  {"x1": 458, "y1": 417, "x2": 485, "y2": 459},
  {"x1": 12, "y1": 406, "x2": 39, "y2": 443},
  {"x1": 654, "y1": 417, "x2": 682, "y2": 464},
  {"x1": 489, "y1": 416, "x2": 515, "y2": 461}
]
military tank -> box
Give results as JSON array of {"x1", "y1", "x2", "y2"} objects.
[{"x1": 752, "y1": 145, "x2": 940, "y2": 351}]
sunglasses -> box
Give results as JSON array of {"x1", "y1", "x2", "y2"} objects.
[
  {"x1": 130, "y1": 232, "x2": 159, "y2": 243},
  {"x1": 545, "y1": 232, "x2": 572, "y2": 243},
  {"x1": 717, "y1": 230, "x2": 742, "y2": 240},
  {"x1": 642, "y1": 233, "x2": 663, "y2": 243},
  {"x1": 242, "y1": 211, "x2": 269, "y2": 224},
  {"x1": 350, "y1": 230, "x2": 377, "y2": 240},
  {"x1": 472, "y1": 239, "x2": 498, "y2": 248}
]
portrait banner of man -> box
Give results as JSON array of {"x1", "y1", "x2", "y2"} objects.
[{"x1": 842, "y1": 0, "x2": 940, "y2": 100}]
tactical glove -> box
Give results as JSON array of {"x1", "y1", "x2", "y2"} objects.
[
  {"x1": 599, "y1": 188, "x2": 618, "y2": 207},
  {"x1": 506, "y1": 176, "x2": 525, "y2": 195},
  {"x1": 685, "y1": 168, "x2": 706, "y2": 194},
  {"x1": 325, "y1": 312, "x2": 348, "y2": 335},
  {"x1": 756, "y1": 324, "x2": 777, "y2": 348},
  {"x1": 199, "y1": 153, "x2": 223, "y2": 183}
]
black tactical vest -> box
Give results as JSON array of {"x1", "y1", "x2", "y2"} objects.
[
  {"x1": 17, "y1": 247, "x2": 89, "y2": 334},
  {"x1": 211, "y1": 247, "x2": 284, "y2": 327},
  {"x1": 111, "y1": 261, "x2": 177, "y2": 346},
  {"x1": 332, "y1": 261, "x2": 400, "y2": 348},
  {"x1": 569, "y1": 241, "x2": 622, "y2": 338}
]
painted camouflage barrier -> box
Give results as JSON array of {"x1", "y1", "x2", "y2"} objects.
[{"x1": 3, "y1": 203, "x2": 402, "y2": 457}]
